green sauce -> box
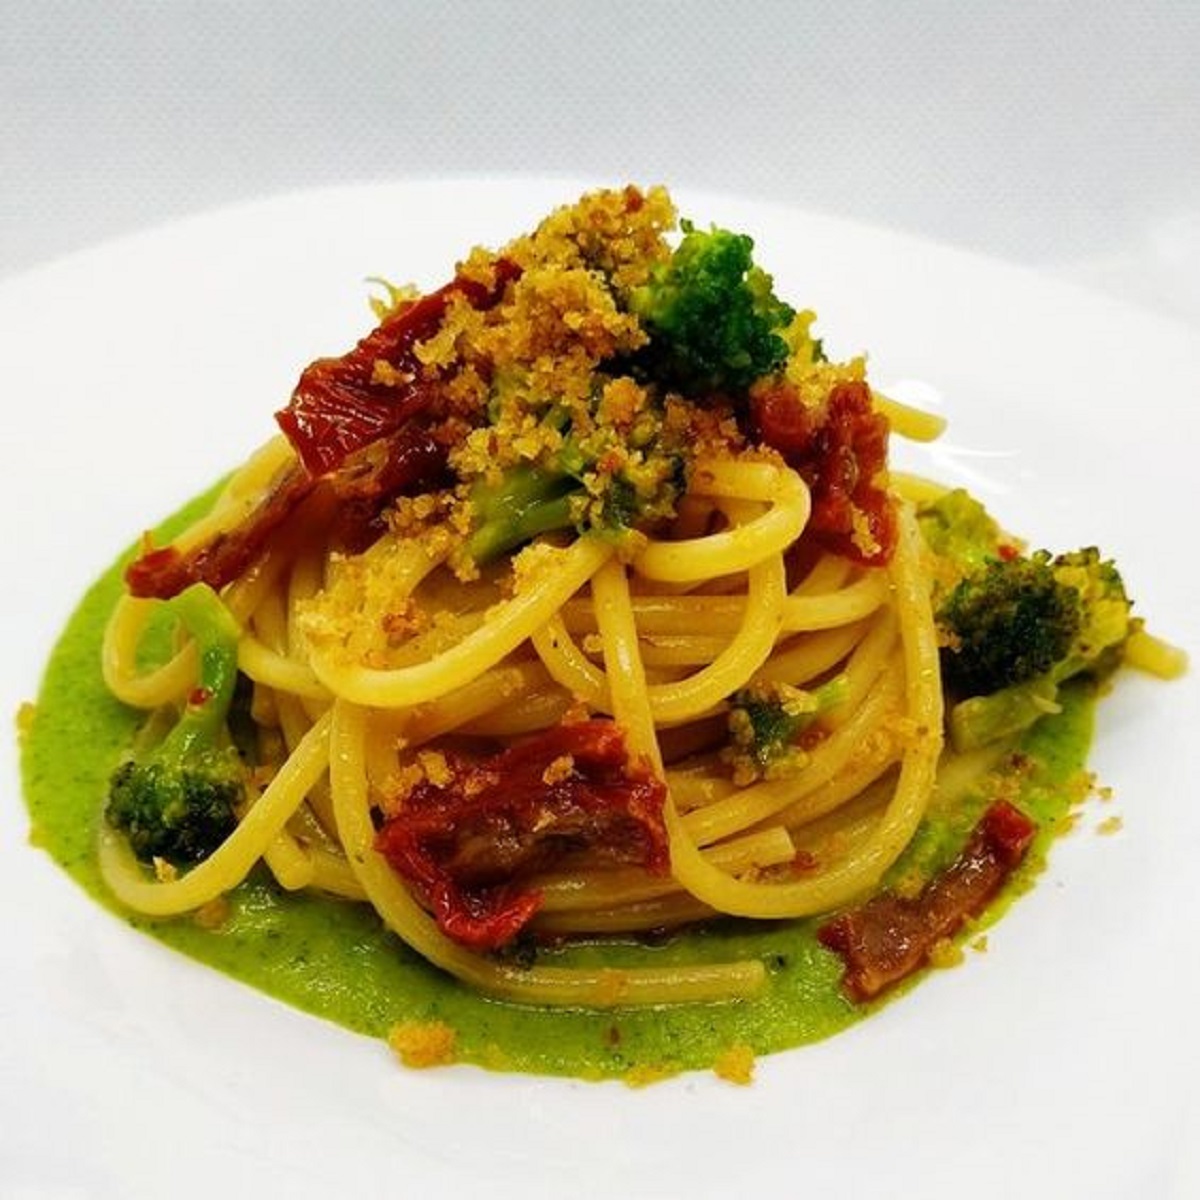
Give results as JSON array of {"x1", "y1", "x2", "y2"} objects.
[{"x1": 19, "y1": 489, "x2": 1097, "y2": 1080}]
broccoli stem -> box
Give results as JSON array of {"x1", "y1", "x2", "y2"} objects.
[
  {"x1": 160, "y1": 583, "x2": 242, "y2": 758},
  {"x1": 948, "y1": 677, "x2": 1061, "y2": 753},
  {"x1": 464, "y1": 464, "x2": 580, "y2": 563}
]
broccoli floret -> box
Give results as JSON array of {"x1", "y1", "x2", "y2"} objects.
[
  {"x1": 938, "y1": 553, "x2": 1081, "y2": 696},
  {"x1": 629, "y1": 221, "x2": 795, "y2": 394},
  {"x1": 106, "y1": 583, "x2": 245, "y2": 865},
  {"x1": 1052, "y1": 547, "x2": 1133, "y2": 679},
  {"x1": 724, "y1": 676, "x2": 849, "y2": 783},
  {"x1": 944, "y1": 548, "x2": 1133, "y2": 751}
]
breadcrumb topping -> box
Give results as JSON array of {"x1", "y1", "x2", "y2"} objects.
[
  {"x1": 295, "y1": 184, "x2": 885, "y2": 684},
  {"x1": 388, "y1": 1020, "x2": 458, "y2": 1068},
  {"x1": 713, "y1": 1042, "x2": 756, "y2": 1085}
]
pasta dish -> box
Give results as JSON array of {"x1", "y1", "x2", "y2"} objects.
[{"x1": 27, "y1": 186, "x2": 1185, "y2": 1072}]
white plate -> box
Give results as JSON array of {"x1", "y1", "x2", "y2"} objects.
[{"x1": 2, "y1": 179, "x2": 1198, "y2": 1199}]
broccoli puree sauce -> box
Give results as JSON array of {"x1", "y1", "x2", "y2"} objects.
[{"x1": 21, "y1": 487, "x2": 1097, "y2": 1080}]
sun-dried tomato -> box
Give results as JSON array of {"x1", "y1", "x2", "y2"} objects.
[
  {"x1": 751, "y1": 378, "x2": 896, "y2": 565},
  {"x1": 375, "y1": 720, "x2": 668, "y2": 951}
]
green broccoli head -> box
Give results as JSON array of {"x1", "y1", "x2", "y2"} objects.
[
  {"x1": 724, "y1": 676, "x2": 849, "y2": 783},
  {"x1": 940, "y1": 544, "x2": 1135, "y2": 752},
  {"x1": 629, "y1": 221, "x2": 795, "y2": 394},
  {"x1": 107, "y1": 756, "x2": 240, "y2": 865},
  {"x1": 105, "y1": 583, "x2": 246, "y2": 866},
  {"x1": 1052, "y1": 547, "x2": 1132, "y2": 678},
  {"x1": 938, "y1": 553, "x2": 1082, "y2": 697}
]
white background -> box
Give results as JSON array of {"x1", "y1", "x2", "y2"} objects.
[{"x1": 4, "y1": 1, "x2": 1200, "y2": 331}]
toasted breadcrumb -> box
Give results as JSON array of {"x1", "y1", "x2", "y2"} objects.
[
  {"x1": 713, "y1": 1043, "x2": 756, "y2": 1085},
  {"x1": 416, "y1": 749, "x2": 453, "y2": 788},
  {"x1": 379, "y1": 749, "x2": 459, "y2": 816},
  {"x1": 152, "y1": 857, "x2": 178, "y2": 883},
  {"x1": 1066, "y1": 769, "x2": 1098, "y2": 805},
  {"x1": 194, "y1": 896, "x2": 231, "y2": 930},
  {"x1": 622, "y1": 1062, "x2": 680, "y2": 1088},
  {"x1": 542, "y1": 754, "x2": 576, "y2": 785},
  {"x1": 15, "y1": 700, "x2": 36, "y2": 740},
  {"x1": 511, "y1": 541, "x2": 571, "y2": 593},
  {"x1": 927, "y1": 937, "x2": 965, "y2": 970},
  {"x1": 891, "y1": 868, "x2": 927, "y2": 901},
  {"x1": 388, "y1": 1020, "x2": 458, "y2": 1069},
  {"x1": 774, "y1": 352, "x2": 867, "y2": 421},
  {"x1": 508, "y1": 184, "x2": 676, "y2": 294},
  {"x1": 370, "y1": 359, "x2": 418, "y2": 389}
]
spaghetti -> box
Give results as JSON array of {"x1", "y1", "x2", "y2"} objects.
[{"x1": 90, "y1": 186, "x2": 1182, "y2": 1025}]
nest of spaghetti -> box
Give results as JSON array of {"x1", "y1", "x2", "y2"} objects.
[{"x1": 98, "y1": 185, "x2": 1181, "y2": 1010}]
